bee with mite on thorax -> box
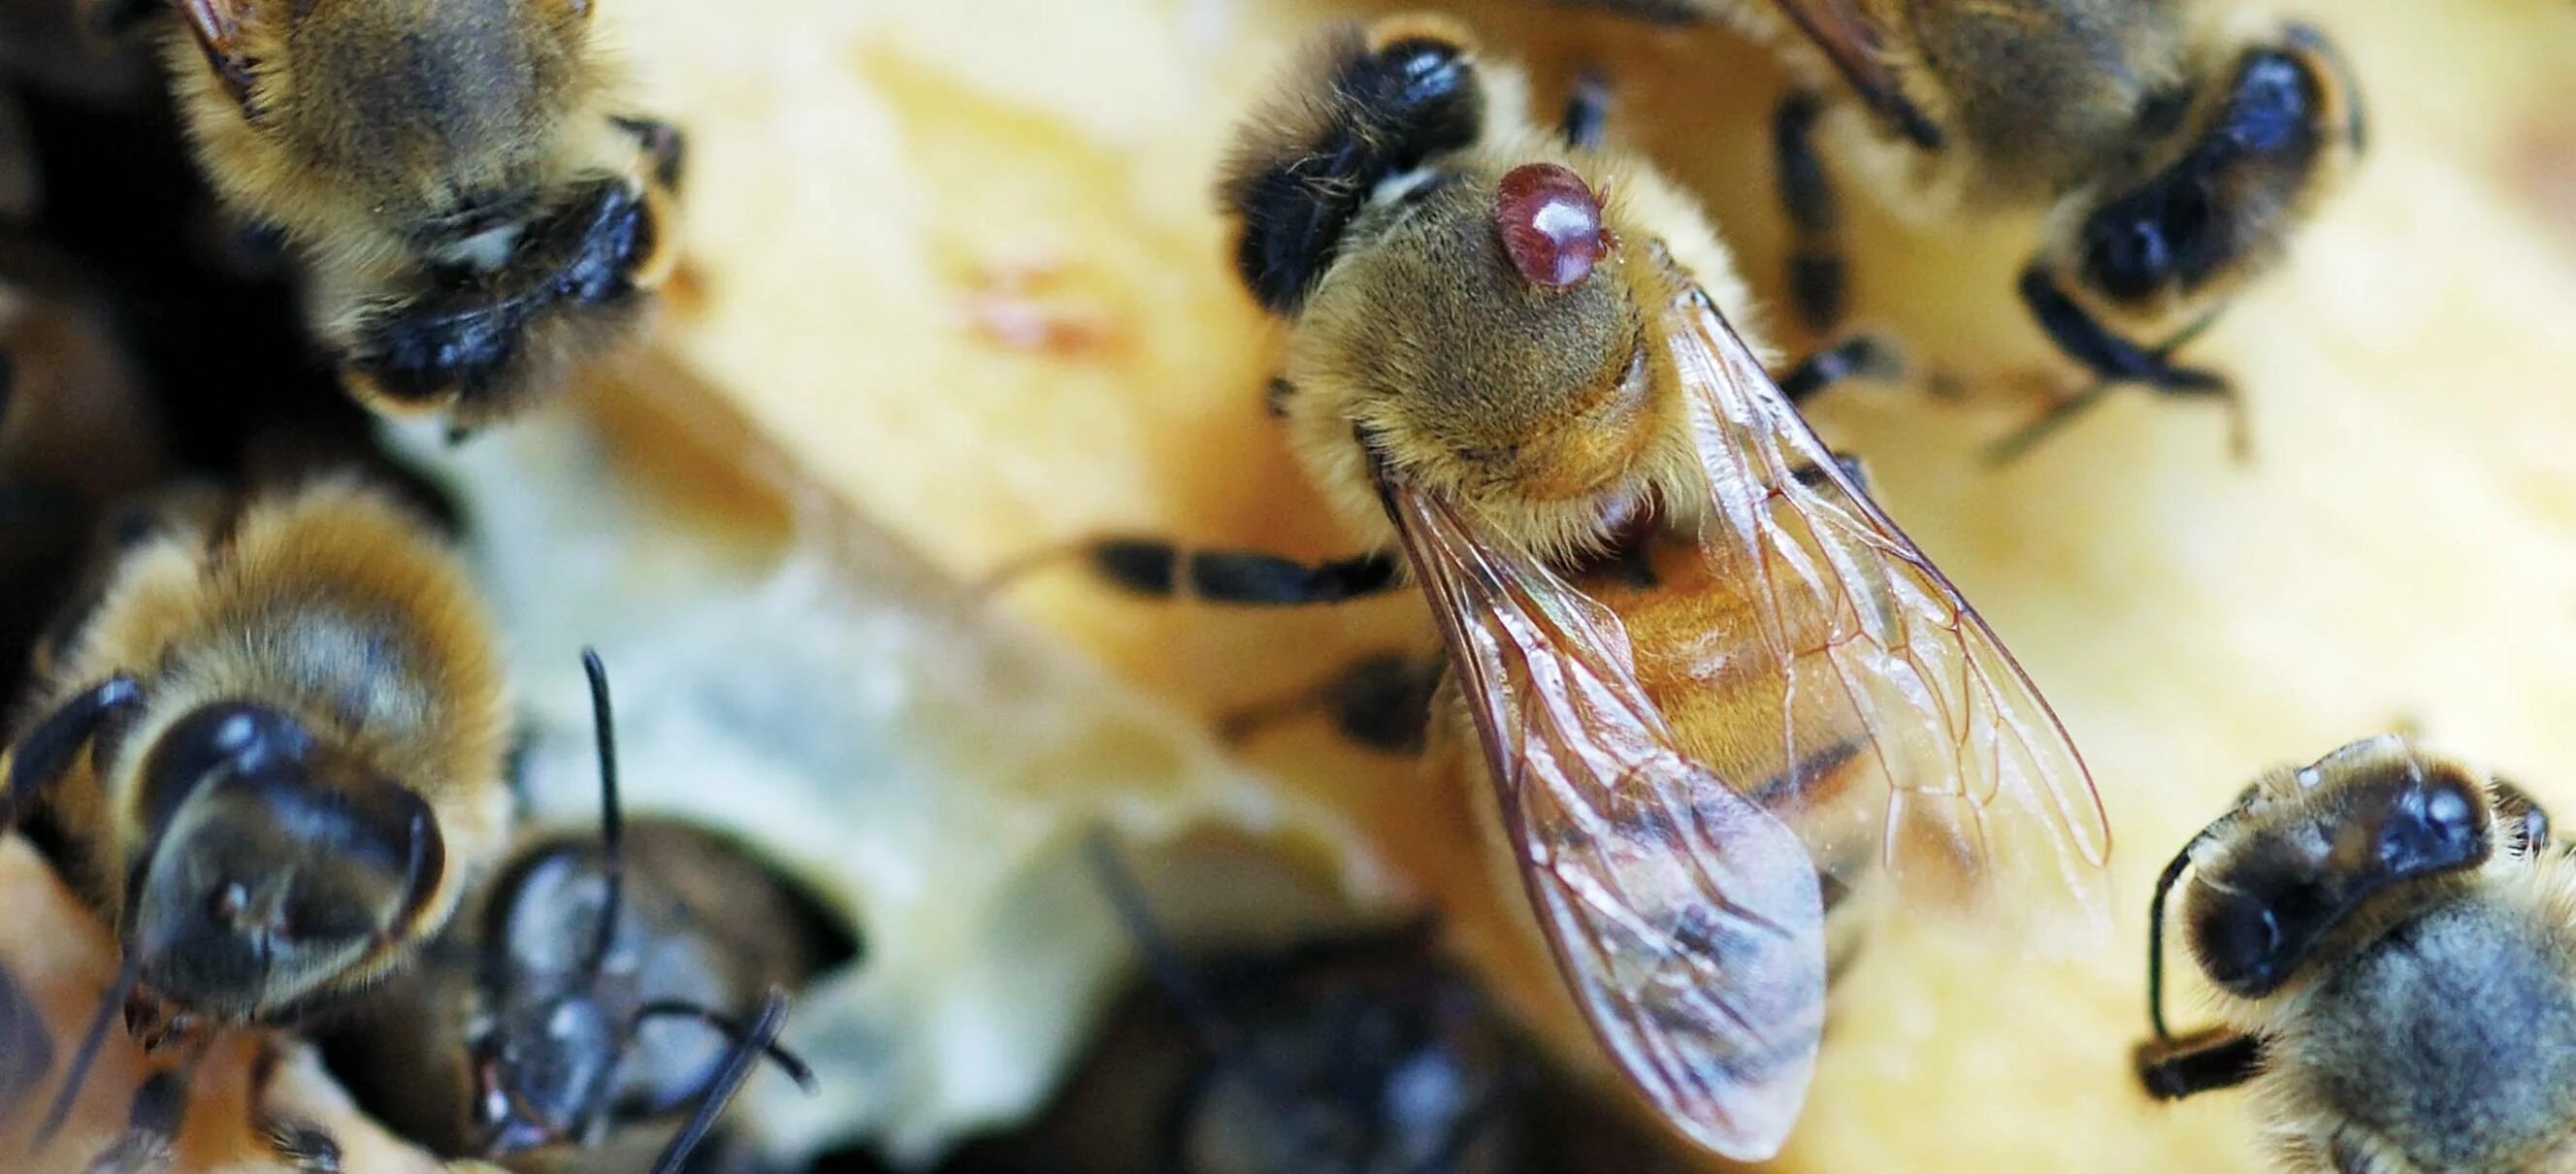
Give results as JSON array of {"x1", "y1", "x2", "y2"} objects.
[
  {"x1": 2136, "y1": 735, "x2": 2576, "y2": 1173},
  {"x1": 323, "y1": 650, "x2": 831, "y2": 1174},
  {"x1": 1005, "y1": 15, "x2": 2111, "y2": 1159},
  {"x1": 1556, "y1": 0, "x2": 2365, "y2": 459},
  {"x1": 87, "y1": 0, "x2": 687, "y2": 431},
  {"x1": 0, "y1": 477, "x2": 512, "y2": 1169}
]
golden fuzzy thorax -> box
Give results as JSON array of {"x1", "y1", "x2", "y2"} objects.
[
  {"x1": 163, "y1": 0, "x2": 624, "y2": 272},
  {"x1": 1275, "y1": 60, "x2": 1758, "y2": 568},
  {"x1": 30, "y1": 478, "x2": 512, "y2": 1002}
]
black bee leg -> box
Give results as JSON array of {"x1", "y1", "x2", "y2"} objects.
[
  {"x1": 1542, "y1": 0, "x2": 1706, "y2": 23},
  {"x1": 1830, "y1": 452, "x2": 1871, "y2": 493},
  {"x1": 1996, "y1": 269, "x2": 2242, "y2": 462},
  {"x1": 1562, "y1": 70, "x2": 1614, "y2": 151},
  {"x1": 1219, "y1": 650, "x2": 1440, "y2": 754},
  {"x1": 1776, "y1": 90, "x2": 1847, "y2": 334},
  {"x1": 2016, "y1": 268, "x2": 2225, "y2": 391},
  {"x1": 614, "y1": 116, "x2": 689, "y2": 192},
  {"x1": 1264, "y1": 376, "x2": 1296, "y2": 417},
  {"x1": 257, "y1": 1118, "x2": 342, "y2": 1173},
  {"x1": 2493, "y1": 776, "x2": 2554, "y2": 857},
  {"x1": 1783, "y1": 452, "x2": 1875, "y2": 500},
  {"x1": 2133, "y1": 1027, "x2": 2263, "y2": 1101},
  {"x1": 237, "y1": 1041, "x2": 343, "y2": 1173},
  {"x1": 1777, "y1": 334, "x2": 1902, "y2": 406},
  {"x1": 2, "y1": 674, "x2": 144, "y2": 829},
  {"x1": 1058, "y1": 539, "x2": 1403, "y2": 607},
  {"x1": 0, "y1": 962, "x2": 50, "y2": 1111},
  {"x1": 81, "y1": 1067, "x2": 189, "y2": 1174}
]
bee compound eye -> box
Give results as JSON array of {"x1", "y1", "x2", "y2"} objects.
[{"x1": 1494, "y1": 162, "x2": 1605, "y2": 289}]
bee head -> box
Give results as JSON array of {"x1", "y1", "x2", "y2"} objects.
[
  {"x1": 2058, "y1": 26, "x2": 2363, "y2": 320},
  {"x1": 468, "y1": 990, "x2": 622, "y2": 1154},
  {"x1": 2183, "y1": 742, "x2": 2491, "y2": 1001},
  {"x1": 461, "y1": 842, "x2": 635, "y2": 1155},
  {"x1": 125, "y1": 701, "x2": 443, "y2": 1021}
]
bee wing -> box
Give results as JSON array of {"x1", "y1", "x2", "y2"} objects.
[
  {"x1": 1664, "y1": 284, "x2": 2111, "y2": 941},
  {"x1": 1379, "y1": 475, "x2": 1827, "y2": 1161},
  {"x1": 1766, "y1": 0, "x2": 1943, "y2": 148}
]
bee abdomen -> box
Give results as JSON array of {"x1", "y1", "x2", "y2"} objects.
[{"x1": 1221, "y1": 22, "x2": 1483, "y2": 315}]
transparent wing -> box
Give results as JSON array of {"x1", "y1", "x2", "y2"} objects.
[
  {"x1": 1379, "y1": 477, "x2": 1826, "y2": 1161},
  {"x1": 1665, "y1": 284, "x2": 2111, "y2": 942},
  {"x1": 1767, "y1": 0, "x2": 1943, "y2": 148}
]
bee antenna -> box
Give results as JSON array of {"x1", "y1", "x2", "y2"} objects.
[
  {"x1": 32, "y1": 951, "x2": 140, "y2": 1152},
  {"x1": 580, "y1": 647, "x2": 624, "y2": 979},
  {"x1": 2144, "y1": 833, "x2": 2206, "y2": 1044},
  {"x1": 1082, "y1": 830, "x2": 1236, "y2": 1054},
  {"x1": 642, "y1": 988, "x2": 807, "y2": 1174},
  {"x1": 629, "y1": 998, "x2": 819, "y2": 1091}
]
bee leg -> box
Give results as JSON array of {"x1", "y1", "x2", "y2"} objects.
[
  {"x1": 81, "y1": 1067, "x2": 189, "y2": 1174},
  {"x1": 2014, "y1": 267, "x2": 2230, "y2": 396},
  {"x1": 0, "y1": 962, "x2": 50, "y2": 1112},
  {"x1": 1538, "y1": 0, "x2": 1705, "y2": 25},
  {"x1": 1561, "y1": 70, "x2": 1614, "y2": 151},
  {"x1": 240, "y1": 1041, "x2": 345, "y2": 1173},
  {"x1": 1219, "y1": 650, "x2": 1438, "y2": 754},
  {"x1": 614, "y1": 115, "x2": 689, "y2": 192},
  {"x1": 2493, "y1": 776, "x2": 2554, "y2": 856},
  {"x1": 1777, "y1": 334, "x2": 1902, "y2": 406},
  {"x1": 1077, "y1": 539, "x2": 1403, "y2": 607},
  {"x1": 1775, "y1": 90, "x2": 1847, "y2": 334},
  {"x1": 258, "y1": 1119, "x2": 342, "y2": 1173},
  {"x1": 2132, "y1": 1027, "x2": 2263, "y2": 1101},
  {"x1": 1, "y1": 674, "x2": 145, "y2": 828}
]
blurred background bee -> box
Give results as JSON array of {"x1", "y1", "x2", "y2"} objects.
[
  {"x1": 323, "y1": 651, "x2": 834, "y2": 1174},
  {"x1": 1032, "y1": 14, "x2": 2111, "y2": 1159},
  {"x1": 0, "y1": 477, "x2": 514, "y2": 1164},
  {"x1": 0, "y1": 247, "x2": 168, "y2": 708},
  {"x1": 99, "y1": 0, "x2": 686, "y2": 429},
  {"x1": 1558, "y1": 0, "x2": 2364, "y2": 455},
  {"x1": 880, "y1": 834, "x2": 1692, "y2": 1174},
  {"x1": 2136, "y1": 735, "x2": 2576, "y2": 1172}
]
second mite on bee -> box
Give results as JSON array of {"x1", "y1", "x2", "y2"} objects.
[{"x1": 1010, "y1": 16, "x2": 2110, "y2": 1159}]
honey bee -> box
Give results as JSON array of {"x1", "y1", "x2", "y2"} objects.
[
  {"x1": 2136, "y1": 736, "x2": 2576, "y2": 1172},
  {"x1": 1043, "y1": 16, "x2": 2110, "y2": 1158},
  {"x1": 939, "y1": 834, "x2": 1688, "y2": 1174},
  {"x1": 103, "y1": 0, "x2": 685, "y2": 428},
  {"x1": 1564, "y1": 0, "x2": 2365, "y2": 453},
  {"x1": 0, "y1": 477, "x2": 512, "y2": 1159},
  {"x1": 327, "y1": 650, "x2": 829, "y2": 1174}
]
